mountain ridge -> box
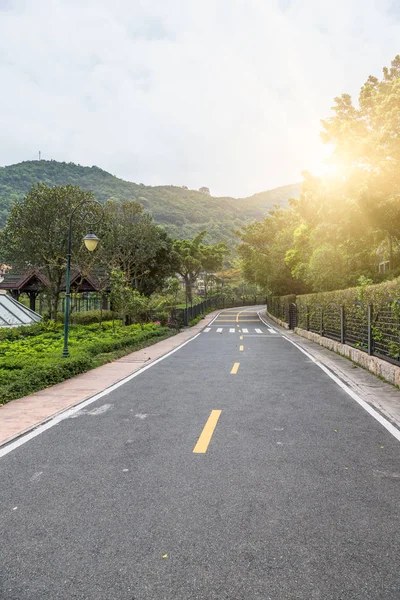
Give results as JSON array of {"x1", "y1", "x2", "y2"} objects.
[{"x1": 0, "y1": 160, "x2": 301, "y2": 245}]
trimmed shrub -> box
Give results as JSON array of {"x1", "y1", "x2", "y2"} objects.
[
  {"x1": 0, "y1": 322, "x2": 173, "y2": 404},
  {"x1": 55, "y1": 310, "x2": 117, "y2": 325}
]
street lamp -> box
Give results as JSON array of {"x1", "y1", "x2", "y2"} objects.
[{"x1": 62, "y1": 200, "x2": 103, "y2": 358}]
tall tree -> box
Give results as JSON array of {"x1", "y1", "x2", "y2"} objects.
[
  {"x1": 173, "y1": 233, "x2": 228, "y2": 302},
  {"x1": 173, "y1": 232, "x2": 207, "y2": 304},
  {"x1": 200, "y1": 243, "x2": 229, "y2": 297},
  {"x1": 99, "y1": 200, "x2": 177, "y2": 296},
  {"x1": 0, "y1": 183, "x2": 97, "y2": 318}
]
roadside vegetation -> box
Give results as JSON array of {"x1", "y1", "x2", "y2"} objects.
[
  {"x1": 237, "y1": 55, "x2": 400, "y2": 298},
  {"x1": 0, "y1": 319, "x2": 172, "y2": 404}
]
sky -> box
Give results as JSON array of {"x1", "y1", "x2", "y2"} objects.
[{"x1": 1, "y1": 0, "x2": 400, "y2": 197}]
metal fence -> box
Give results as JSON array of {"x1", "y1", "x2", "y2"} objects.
[
  {"x1": 269, "y1": 298, "x2": 400, "y2": 366},
  {"x1": 171, "y1": 295, "x2": 266, "y2": 327}
]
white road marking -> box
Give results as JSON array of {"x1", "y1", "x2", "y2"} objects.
[
  {"x1": 255, "y1": 328, "x2": 263, "y2": 334},
  {"x1": 216, "y1": 328, "x2": 223, "y2": 333},
  {"x1": 268, "y1": 328, "x2": 277, "y2": 334},
  {"x1": 87, "y1": 404, "x2": 112, "y2": 416},
  {"x1": 242, "y1": 328, "x2": 249, "y2": 333},
  {"x1": 30, "y1": 471, "x2": 43, "y2": 482},
  {"x1": 257, "y1": 311, "x2": 278, "y2": 333},
  {"x1": 282, "y1": 334, "x2": 400, "y2": 443},
  {"x1": 207, "y1": 312, "x2": 222, "y2": 326},
  {"x1": 229, "y1": 328, "x2": 235, "y2": 333},
  {"x1": 135, "y1": 413, "x2": 148, "y2": 419},
  {"x1": 69, "y1": 403, "x2": 113, "y2": 418},
  {"x1": 204, "y1": 327, "x2": 211, "y2": 332},
  {"x1": 0, "y1": 331, "x2": 204, "y2": 459}
]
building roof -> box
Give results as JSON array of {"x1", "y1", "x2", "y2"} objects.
[
  {"x1": 0, "y1": 291, "x2": 42, "y2": 328},
  {"x1": 0, "y1": 269, "x2": 110, "y2": 293}
]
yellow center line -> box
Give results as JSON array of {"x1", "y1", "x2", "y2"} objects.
[
  {"x1": 193, "y1": 410, "x2": 222, "y2": 454},
  {"x1": 240, "y1": 345, "x2": 244, "y2": 351},
  {"x1": 231, "y1": 362, "x2": 240, "y2": 374},
  {"x1": 240, "y1": 335, "x2": 243, "y2": 340}
]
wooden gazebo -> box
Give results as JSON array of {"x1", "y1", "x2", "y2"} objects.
[{"x1": 0, "y1": 269, "x2": 110, "y2": 312}]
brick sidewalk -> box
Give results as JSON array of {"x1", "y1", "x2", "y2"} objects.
[{"x1": 0, "y1": 312, "x2": 219, "y2": 447}]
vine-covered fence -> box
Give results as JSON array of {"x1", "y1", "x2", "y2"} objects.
[{"x1": 269, "y1": 296, "x2": 400, "y2": 366}]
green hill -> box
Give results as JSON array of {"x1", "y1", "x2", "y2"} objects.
[{"x1": 0, "y1": 160, "x2": 300, "y2": 245}]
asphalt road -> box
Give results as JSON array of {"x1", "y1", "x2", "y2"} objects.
[{"x1": 1, "y1": 308, "x2": 399, "y2": 599}]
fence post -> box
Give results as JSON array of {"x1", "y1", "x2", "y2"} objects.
[
  {"x1": 320, "y1": 308, "x2": 324, "y2": 336},
  {"x1": 306, "y1": 306, "x2": 310, "y2": 331},
  {"x1": 368, "y1": 304, "x2": 373, "y2": 355},
  {"x1": 340, "y1": 306, "x2": 345, "y2": 344}
]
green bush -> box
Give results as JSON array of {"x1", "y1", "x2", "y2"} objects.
[
  {"x1": 0, "y1": 321, "x2": 173, "y2": 404},
  {"x1": 55, "y1": 310, "x2": 117, "y2": 325},
  {"x1": 153, "y1": 311, "x2": 170, "y2": 326}
]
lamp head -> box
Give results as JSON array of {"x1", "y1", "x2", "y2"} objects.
[{"x1": 83, "y1": 229, "x2": 99, "y2": 252}]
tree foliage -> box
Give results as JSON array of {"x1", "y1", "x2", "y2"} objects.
[
  {"x1": 238, "y1": 55, "x2": 400, "y2": 296},
  {"x1": 99, "y1": 199, "x2": 178, "y2": 296},
  {"x1": 173, "y1": 232, "x2": 229, "y2": 302}
]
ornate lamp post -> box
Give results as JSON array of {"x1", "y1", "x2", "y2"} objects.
[{"x1": 62, "y1": 200, "x2": 103, "y2": 358}]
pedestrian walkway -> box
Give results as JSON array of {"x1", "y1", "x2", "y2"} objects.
[{"x1": 0, "y1": 311, "x2": 220, "y2": 447}]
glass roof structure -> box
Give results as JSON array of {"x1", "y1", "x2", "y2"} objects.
[{"x1": 0, "y1": 292, "x2": 42, "y2": 328}]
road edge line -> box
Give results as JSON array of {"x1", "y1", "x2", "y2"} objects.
[
  {"x1": 280, "y1": 333, "x2": 400, "y2": 443},
  {"x1": 257, "y1": 310, "x2": 277, "y2": 332}
]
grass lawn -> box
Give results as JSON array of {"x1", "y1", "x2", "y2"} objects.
[{"x1": 0, "y1": 320, "x2": 174, "y2": 404}]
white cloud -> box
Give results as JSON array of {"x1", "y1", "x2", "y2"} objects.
[{"x1": 0, "y1": 0, "x2": 399, "y2": 196}]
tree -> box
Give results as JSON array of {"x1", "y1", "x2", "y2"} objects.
[
  {"x1": 172, "y1": 232, "x2": 228, "y2": 302},
  {"x1": 173, "y1": 232, "x2": 206, "y2": 304},
  {"x1": 0, "y1": 183, "x2": 97, "y2": 318},
  {"x1": 99, "y1": 200, "x2": 177, "y2": 296},
  {"x1": 199, "y1": 187, "x2": 210, "y2": 195},
  {"x1": 200, "y1": 243, "x2": 229, "y2": 297},
  {"x1": 109, "y1": 268, "x2": 148, "y2": 326}
]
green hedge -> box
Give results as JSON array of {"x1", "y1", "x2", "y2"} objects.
[
  {"x1": 0, "y1": 322, "x2": 173, "y2": 404},
  {"x1": 55, "y1": 310, "x2": 116, "y2": 325},
  {"x1": 272, "y1": 277, "x2": 400, "y2": 313}
]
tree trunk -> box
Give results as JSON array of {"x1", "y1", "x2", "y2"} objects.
[
  {"x1": 185, "y1": 275, "x2": 192, "y2": 304},
  {"x1": 51, "y1": 291, "x2": 60, "y2": 321}
]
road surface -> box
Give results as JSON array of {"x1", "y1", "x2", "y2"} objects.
[{"x1": 1, "y1": 307, "x2": 399, "y2": 599}]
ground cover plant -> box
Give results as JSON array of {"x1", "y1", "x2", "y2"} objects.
[{"x1": 0, "y1": 320, "x2": 173, "y2": 404}]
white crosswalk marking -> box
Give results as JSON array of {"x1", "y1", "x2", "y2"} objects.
[
  {"x1": 216, "y1": 328, "x2": 223, "y2": 333},
  {"x1": 268, "y1": 328, "x2": 277, "y2": 334},
  {"x1": 229, "y1": 328, "x2": 235, "y2": 333},
  {"x1": 242, "y1": 328, "x2": 249, "y2": 333},
  {"x1": 204, "y1": 327, "x2": 211, "y2": 332},
  {"x1": 255, "y1": 328, "x2": 263, "y2": 334}
]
